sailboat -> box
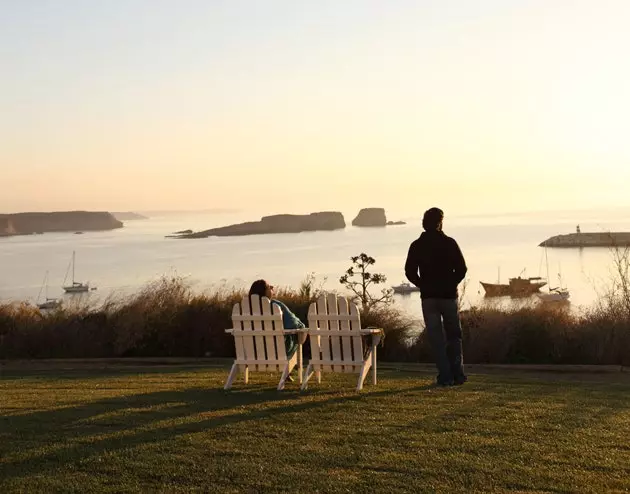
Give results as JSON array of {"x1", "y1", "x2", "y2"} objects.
[
  {"x1": 62, "y1": 251, "x2": 94, "y2": 294},
  {"x1": 37, "y1": 271, "x2": 62, "y2": 310},
  {"x1": 537, "y1": 247, "x2": 570, "y2": 303}
]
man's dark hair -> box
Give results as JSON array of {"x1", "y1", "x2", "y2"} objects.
[
  {"x1": 422, "y1": 207, "x2": 444, "y2": 231},
  {"x1": 249, "y1": 279, "x2": 269, "y2": 298}
]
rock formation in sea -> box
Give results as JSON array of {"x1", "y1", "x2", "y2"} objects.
[
  {"x1": 352, "y1": 208, "x2": 387, "y2": 227},
  {"x1": 386, "y1": 220, "x2": 406, "y2": 226},
  {"x1": 0, "y1": 212, "x2": 123, "y2": 237},
  {"x1": 168, "y1": 212, "x2": 346, "y2": 238}
]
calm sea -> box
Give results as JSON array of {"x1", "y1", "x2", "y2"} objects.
[{"x1": 2, "y1": 208, "x2": 630, "y2": 319}]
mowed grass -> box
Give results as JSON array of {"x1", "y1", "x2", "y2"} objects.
[{"x1": 1, "y1": 363, "x2": 629, "y2": 493}]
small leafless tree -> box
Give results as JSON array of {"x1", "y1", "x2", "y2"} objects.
[{"x1": 339, "y1": 253, "x2": 393, "y2": 311}]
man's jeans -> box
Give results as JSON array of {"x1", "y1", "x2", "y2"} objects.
[{"x1": 421, "y1": 298, "x2": 465, "y2": 384}]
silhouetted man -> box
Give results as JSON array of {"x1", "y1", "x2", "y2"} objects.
[{"x1": 405, "y1": 207, "x2": 467, "y2": 386}]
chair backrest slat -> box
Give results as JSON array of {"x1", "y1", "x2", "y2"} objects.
[
  {"x1": 319, "y1": 295, "x2": 333, "y2": 371},
  {"x1": 272, "y1": 303, "x2": 286, "y2": 365},
  {"x1": 338, "y1": 296, "x2": 354, "y2": 370},
  {"x1": 261, "y1": 298, "x2": 279, "y2": 371},
  {"x1": 349, "y1": 302, "x2": 363, "y2": 363},
  {"x1": 237, "y1": 297, "x2": 256, "y2": 363},
  {"x1": 250, "y1": 295, "x2": 266, "y2": 369},
  {"x1": 327, "y1": 293, "x2": 342, "y2": 372},
  {"x1": 308, "y1": 302, "x2": 321, "y2": 368},
  {"x1": 232, "y1": 303, "x2": 247, "y2": 361}
]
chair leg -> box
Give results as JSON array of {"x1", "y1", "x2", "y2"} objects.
[
  {"x1": 278, "y1": 365, "x2": 290, "y2": 391},
  {"x1": 372, "y1": 345, "x2": 378, "y2": 385},
  {"x1": 243, "y1": 366, "x2": 249, "y2": 384},
  {"x1": 224, "y1": 363, "x2": 238, "y2": 390},
  {"x1": 357, "y1": 360, "x2": 372, "y2": 391},
  {"x1": 278, "y1": 354, "x2": 298, "y2": 391},
  {"x1": 297, "y1": 346, "x2": 303, "y2": 384},
  {"x1": 316, "y1": 370, "x2": 321, "y2": 384},
  {"x1": 301, "y1": 363, "x2": 314, "y2": 390}
]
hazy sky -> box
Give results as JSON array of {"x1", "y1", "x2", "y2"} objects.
[{"x1": 2, "y1": 0, "x2": 630, "y2": 216}]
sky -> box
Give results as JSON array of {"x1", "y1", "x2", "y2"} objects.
[{"x1": 1, "y1": 0, "x2": 630, "y2": 217}]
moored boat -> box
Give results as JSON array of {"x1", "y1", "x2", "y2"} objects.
[
  {"x1": 392, "y1": 282, "x2": 420, "y2": 294},
  {"x1": 62, "y1": 251, "x2": 95, "y2": 294},
  {"x1": 480, "y1": 277, "x2": 546, "y2": 297},
  {"x1": 36, "y1": 271, "x2": 62, "y2": 310}
]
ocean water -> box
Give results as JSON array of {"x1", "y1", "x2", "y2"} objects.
[{"x1": 1, "y1": 208, "x2": 629, "y2": 320}]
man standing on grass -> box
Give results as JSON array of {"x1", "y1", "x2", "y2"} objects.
[{"x1": 404, "y1": 207, "x2": 468, "y2": 386}]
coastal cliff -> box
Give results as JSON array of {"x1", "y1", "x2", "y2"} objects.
[
  {"x1": 540, "y1": 232, "x2": 630, "y2": 247},
  {"x1": 0, "y1": 211, "x2": 123, "y2": 237},
  {"x1": 169, "y1": 212, "x2": 346, "y2": 238}
]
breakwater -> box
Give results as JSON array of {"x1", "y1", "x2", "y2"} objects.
[{"x1": 540, "y1": 232, "x2": 630, "y2": 247}]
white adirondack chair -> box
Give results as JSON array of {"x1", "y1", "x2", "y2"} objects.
[
  {"x1": 301, "y1": 294, "x2": 382, "y2": 391},
  {"x1": 224, "y1": 295, "x2": 305, "y2": 391}
]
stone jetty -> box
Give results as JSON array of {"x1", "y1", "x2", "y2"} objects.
[{"x1": 539, "y1": 232, "x2": 630, "y2": 247}]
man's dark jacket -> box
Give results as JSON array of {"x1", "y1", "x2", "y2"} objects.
[{"x1": 404, "y1": 230, "x2": 467, "y2": 299}]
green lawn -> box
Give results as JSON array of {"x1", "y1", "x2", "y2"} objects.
[{"x1": 1, "y1": 362, "x2": 629, "y2": 493}]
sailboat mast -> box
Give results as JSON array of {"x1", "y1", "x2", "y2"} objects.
[
  {"x1": 36, "y1": 272, "x2": 45, "y2": 303},
  {"x1": 544, "y1": 246, "x2": 551, "y2": 292},
  {"x1": 72, "y1": 251, "x2": 76, "y2": 284}
]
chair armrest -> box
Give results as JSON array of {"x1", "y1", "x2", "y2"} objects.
[
  {"x1": 297, "y1": 329, "x2": 309, "y2": 345},
  {"x1": 361, "y1": 328, "x2": 383, "y2": 347},
  {"x1": 360, "y1": 328, "x2": 383, "y2": 335},
  {"x1": 225, "y1": 328, "x2": 305, "y2": 337}
]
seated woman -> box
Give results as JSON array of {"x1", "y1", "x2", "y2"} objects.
[{"x1": 248, "y1": 279, "x2": 305, "y2": 359}]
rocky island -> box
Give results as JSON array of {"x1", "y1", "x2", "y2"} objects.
[
  {"x1": 352, "y1": 208, "x2": 406, "y2": 227},
  {"x1": 168, "y1": 212, "x2": 346, "y2": 238},
  {"x1": 540, "y1": 232, "x2": 630, "y2": 248},
  {"x1": 0, "y1": 211, "x2": 123, "y2": 237},
  {"x1": 352, "y1": 208, "x2": 387, "y2": 227}
]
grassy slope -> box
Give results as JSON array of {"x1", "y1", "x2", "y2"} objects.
[{"x1": 1, "y1": 364, "x2": 629, "y2": 493}]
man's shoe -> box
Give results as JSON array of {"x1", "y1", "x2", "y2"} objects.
[
  {"x1": 453, "y1": 376, "x2": 468, "y2": 386},
  {"x1": 435, "y1": 379, "x2": 454, "y2": 387}
]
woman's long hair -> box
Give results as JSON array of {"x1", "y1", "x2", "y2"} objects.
[{"x1": 248, "y1": 279, "x2": 269, "y2": 298}]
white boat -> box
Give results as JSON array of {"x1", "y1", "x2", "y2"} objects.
[
  {"x1": 63, "y1": 251, "x2": 94, "y2": 294},
  {"x1": 537, "y1": 288, "x2": 570, "y2": 303},
  {"x1": 392, "y1": 282, "x2": 420, "y2": 294},
  {"x1": 36, "y1": 271, "x2": 62, "y2": 310},
  {"x1": 38, "y1": 299, "x2": 62, "y2": 310},
  {"x1": 537, "y1": 247, "x2": 570, "y2": 303}
]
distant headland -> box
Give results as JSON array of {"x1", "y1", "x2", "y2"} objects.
[
  {"x1": 540, "y1": 232, "x2": 630, "y2": 248},
  {"x1": 0, "y1": 211, "x2": 123, "y2": 237},
  {"x1": 112, "y1": 212, "x2": 148, "y2": 221}
]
